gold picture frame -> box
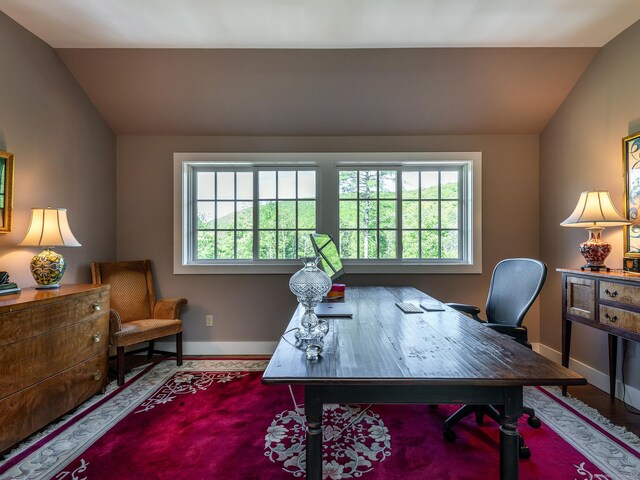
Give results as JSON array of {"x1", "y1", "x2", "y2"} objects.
[
  {"x1": 0, "y1": 151, "x2": 14, "y2": 233},
  {"x1": 623, "y1": 132, "x2": 640, "y2": 257}
]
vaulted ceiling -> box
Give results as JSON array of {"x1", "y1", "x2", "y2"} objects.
[
  {"x1": 56, "y1": 47, "x2": 598, "y2": 136},
  {"x1": 1, "y1": 1, "x2": 638, "y2": 135}
]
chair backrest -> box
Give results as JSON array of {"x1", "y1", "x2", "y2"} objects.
[
  {"x1": 91, "y1": 259, "x2": 157, "y2": 323},
  {"x1": 485, "y1": 258, "x2": 547, "y2": 327}
]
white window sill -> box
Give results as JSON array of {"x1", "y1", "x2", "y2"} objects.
[{"x1": 173, "y1": 260, "x2": 481, "y2": 275}]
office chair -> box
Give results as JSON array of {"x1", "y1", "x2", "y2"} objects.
[{"x1": 443, "y1": 258, "x2": 547, "y2": 459}]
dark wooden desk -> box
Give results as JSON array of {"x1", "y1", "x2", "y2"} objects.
[{"x1": 262, "y1": 286, "x2": 586, "y2": 480}]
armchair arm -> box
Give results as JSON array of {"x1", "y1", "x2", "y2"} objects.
[
  {"x1": 485, "y1": 323, "x2": 530, "y2": 346},
  {"x1": 154, "y1": 297, "x2": 188, "y2": 319},
  {"x1": 446, "y1": 303, "x2": 483, "y2": 322},
  {"x1": 109, "y1": 309, "x2": 123, "y2": 343}
]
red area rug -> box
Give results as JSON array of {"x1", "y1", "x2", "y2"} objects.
[{"x1": 1, "y1": 359, "x2": 638, "y2": 479}]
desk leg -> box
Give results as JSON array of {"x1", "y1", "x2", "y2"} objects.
[
  {"x1": 562, "y1": 319, "x2": 572, "y2": 396},
  {"x1": 608, "y1": 334, "x2": 617, "y2": 399},
  {"x1": 305, "y1": 386, "x2": 323, "y2": 480},
  {"x1": 500, "y1": 387, "x2": 522, "y2": 480}
]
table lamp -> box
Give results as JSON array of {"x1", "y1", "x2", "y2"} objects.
[
  {"x1": 19, "y1": 207, "x2": 81, "y2": 289},
  {"x1": 560, "y1": 191, "x2": 630, "y2": 271}
]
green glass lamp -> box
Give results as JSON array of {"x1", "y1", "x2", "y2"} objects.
[{"x1": 19, "y1": 207, "x2": 81, "y2": 289}]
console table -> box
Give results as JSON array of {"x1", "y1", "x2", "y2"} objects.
[
  {"x1": 0, "y1": 284, "x2": 110, "y2": 452},
  {"x1": 558, "y1": 269, "x2": 640, "y2": 398}
]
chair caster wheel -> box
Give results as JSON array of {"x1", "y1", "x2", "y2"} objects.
[
  {"x1": 443, "y1": 429, "x2": 456, "y2": 442},
  {"x1": 527, "y1": 416, "x2": 541, "y2": 428},
  {"x1": 519, "y1": 445, "x2": 531, "y2": 459}
]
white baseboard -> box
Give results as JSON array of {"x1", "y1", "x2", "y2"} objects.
[
  {"x1": 534, "y1": 342, "x2": 640, "y2": 410},
  {"x1": 155, "y1": 341, "x2": 277, "y2": 356}
]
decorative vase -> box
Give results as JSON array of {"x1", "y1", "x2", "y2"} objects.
[
  {"x1": 579, "y1": 227, "x2": 612, "y2": 271},
  {"x1": 30, "y1": 248, "x2": 65, "y2": 289},
  {"x1": 289, "y1": 257, "x2": 332, "y2": 346}
]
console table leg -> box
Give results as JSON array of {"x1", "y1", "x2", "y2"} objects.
[
  {"x1": 500, "y1": 387, "x2": 522, "y2": 480},
  {"x1": 305, "y1": 386, "x2": 323, "y2": 480},
  {"x1": 608, "y1": 335, "x2": 617, "y2": 399},
  {"x1": 562, "y1": 320, "x2": 572, "y2": 396}
]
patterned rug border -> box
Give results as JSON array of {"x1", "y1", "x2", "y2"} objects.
[
  {"x1": 1, "y1": 359, "x2": 639, "y2": 480},
  {"x1": 541, "y1": 386, "x2": 640, "y2": 450},
  {"x1": 526, "y1": 387, "x2": 639, "y2": 480}
]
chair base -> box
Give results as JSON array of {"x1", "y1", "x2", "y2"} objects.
[
  {"x1": 111, "y1": 333, "x2": 183, "y2": 386},
  {"x1": 443, "y1": 404, "x2": 540, "y2": 459}
]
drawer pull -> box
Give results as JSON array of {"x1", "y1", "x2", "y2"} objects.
[
  {"x1": 604, "y1": 289, "x2": 618, "y2": 298},
  {"x1": 92, "y1": 332, "x2": 101, "y2": 343},
  {"x1": 92, "y1": 301, "x2": 102, "y2": 312},
  {"x1": 604, "y1": 313, "x2": 618, "y2": 322},
  {"x1": 94, "y1": 370, "x2": 102, "y2": 381}
]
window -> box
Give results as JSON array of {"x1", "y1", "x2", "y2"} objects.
[
  {"x1": 338, "y1": 169, "x2": 398, "y2": 259},
  {"x1": 191, "y1": 166, "x2": 317, "y2": 262},
  {"x1": 337, "y1": 167, "x2": 465, "y2": 261},
  {"x1": 174, "y1": 152, "x2": 481, "y2": 274}
]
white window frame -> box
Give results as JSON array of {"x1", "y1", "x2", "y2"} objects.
[{"x1": 174, "y1": 152, "x2": 482, "y2": 274}]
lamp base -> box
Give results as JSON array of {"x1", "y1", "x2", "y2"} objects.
[
  {"x1": 580, "y1": 265, "x2": 611, "y2": 272},
  {"x1": 35, "y1": 283, "x2": 61, "y2": 290},
  {"x1": 579, "y1": 226, "x2": 612, "y2": 272},
  {"x1": 30, "y1": 248, "x2": 66, "y2": 289}
]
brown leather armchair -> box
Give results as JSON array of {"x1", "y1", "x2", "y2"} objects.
[{"x1": 91, "y1": 259, "x2": 187, "y2": 385}]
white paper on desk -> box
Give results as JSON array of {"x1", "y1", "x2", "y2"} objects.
[{"x1": 420, "y1": 302, "x2": 446, "y2": 312}]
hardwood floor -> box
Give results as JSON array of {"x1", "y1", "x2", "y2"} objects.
[{"x1": 565, "y1": 384, "x2": 640, "y2": 437}]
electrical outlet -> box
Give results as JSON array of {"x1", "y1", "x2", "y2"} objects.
[{"x1": 205, "y1": 315, "x2": 214, "y2": 327}]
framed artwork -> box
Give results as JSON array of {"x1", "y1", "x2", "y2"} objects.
[
  {"x1": 623, "y1": 132, "x2": 640, "y2": 257},
  {"x1": 0, "y1": 151, "x2": 14, "y2": 233}
]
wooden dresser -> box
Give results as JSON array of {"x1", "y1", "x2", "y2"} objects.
[
  {"x1": 0, "y1": 284, "x2": 110, "y2": 452},
  {"x1": 558, "y1": 269, "x2": 640, "y2": 398}
]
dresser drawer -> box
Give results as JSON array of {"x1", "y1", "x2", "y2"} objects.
[
  {"x1": 599, "y1": 305, "x2": 640, "y2": 334},
  {"x1": 599, "y1": 281, "x2": 640, "y2": 308},
  {"x1": 0, "y1": 289, "x2": 108, "y2": 347},
  {"x1": 0, "y1": 350, "x2": 107, "y2": 453},
  {"x1": 566, "y1": 275, "x2": 596, "y2": 320},
  {"x1": 0, "y1": 313, "x2": 109, "y2": 399}
]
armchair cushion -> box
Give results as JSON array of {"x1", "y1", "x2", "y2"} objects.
[{"x1": 113, "y1": 318, "x2": 183, "y2": 348}]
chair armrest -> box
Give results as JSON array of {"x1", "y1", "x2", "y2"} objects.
[
  {"x1": 154, "y1": 298, "x2": 188, "y2": 319},
  {"x1": 109, "y1": 309, "x2": 123, "y2": 343},
  {"x1": 485, "y1": 324, "x2": 529, "y2": 345},
  {"x1": 446, "y1": 303, "x2": 483, "y2": 322}
]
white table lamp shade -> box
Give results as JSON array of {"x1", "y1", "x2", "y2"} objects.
[
  {"x1": 561, "y1": 191, "x2": 629, "y2": 227},
  {"x1": 19, "y1": 207, "x2": 81, "y2": 247}
]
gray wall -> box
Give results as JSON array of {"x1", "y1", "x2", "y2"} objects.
[
  {"x1": 540, "y1": 20, "x2": 640, "y2": 391},
  {"x1": 0, "y1": 12, "x2": 116, "y2": 286},
  {"x1": 117, "y1": 134, "x2": 540, "y2": 344}
]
